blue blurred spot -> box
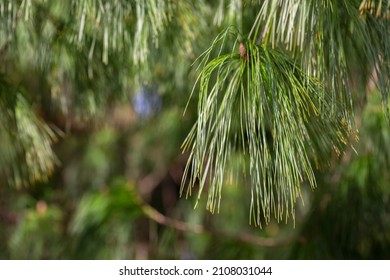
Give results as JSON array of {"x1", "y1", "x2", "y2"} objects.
[{"x1": 132, "y1": 86, "x2": 162, "y2": 119}]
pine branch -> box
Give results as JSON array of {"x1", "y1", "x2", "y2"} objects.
[
  {"x1": 256, "y1": 0, "x2": 390, "y2": 121},
  {"x1": 0, "y1": 76, "x2": 58, "y2": 187},
  {"x1": 181, "y1": 27, "x2": 349, "y2": 226}
]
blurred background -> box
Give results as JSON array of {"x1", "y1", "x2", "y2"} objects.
[{"x1": 0, "y1": 0, "x2": 390, "y2": 259}]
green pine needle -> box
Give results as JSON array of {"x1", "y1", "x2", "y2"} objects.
[
  {"x1": 0, "y1": 77, "x2": 58, "y2": 187},
  {"x1": 182, "y1": 28, "x2": 349, "y2": 227}
]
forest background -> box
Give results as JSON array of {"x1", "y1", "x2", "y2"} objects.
[{"x1": 0, "y1": 0, "x2": 389, "y2": 259}]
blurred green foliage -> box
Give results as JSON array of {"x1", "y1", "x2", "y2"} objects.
[{"x1": 0, "y1": 0, "x2": 389, "y2": 260}]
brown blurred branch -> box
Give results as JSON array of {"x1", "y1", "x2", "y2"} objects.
[
  {"x1": 141, "y1": 202, "x2": 294, "y2": 248},
  {"x1": 0, "y1": 208, "x2": 19, "y2": 224},
  {"x1": 136, "y1": 154, "x2": 294, "y2": 247},
  {"x1": 138, "y1": 170, "x2": 167, "y2": 200}
]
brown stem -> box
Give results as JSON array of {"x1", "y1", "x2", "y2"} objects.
[{"x1": 141, "y1": 202, "x2": 294, "y2": 247}]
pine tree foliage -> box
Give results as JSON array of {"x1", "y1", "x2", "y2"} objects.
[
  {"x1": 0, "y1": 75, "x2": 58, "y2": 187},
  {"x1": 291, "y1": 94, "x2": 390, "y2": 259},
  {"x1": 0, "y1": 0, "x2": 205, "y2": 185},
  {"x1": 1, "y1": 0, "x2": 171, "y2": 64},
  {"x1": 0, "y1": 0, "x2": 389, "y2": 226},
  {"x1": 257, "y1": 0, "x2": 390, "y2": 121},
  {"x1": 181, "y1": 27, "x2": 349, "y2": 226},
  {"x1": 182, "y1": 0, "x2": 389, "y2": 225}
]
